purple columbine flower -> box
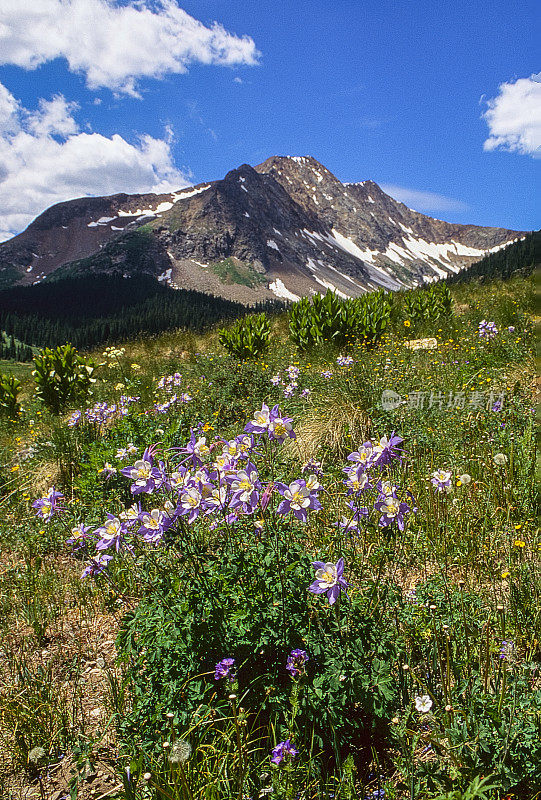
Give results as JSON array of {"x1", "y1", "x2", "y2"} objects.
[
  {"x1": 121, "y1": 446, "x2": 161, "y2": 494},
  {"x1": 508, "y1": 326, "x2": 515, "y2": 333},
  {"x1": 371, "y1": 432, "x2": 404, "y2": 467},
  {"x1": 343, "y1": 464, "x2": 371, "y2": 494},
  {"x1": 374, "y1": 495, "x2": 411, "y2": 531},
  {"x1": 270, "y1": 739, "x2": 298, "y2": 766},
  {"x1": 268, "y1": 412, "x2": 296, "y2": 443},
  {"x1": 81, "y1": 553, "x2": 113, "y2": 579},
  {"x1": 287, "y1": 365, "x2": 300, "y2": 380},
  {"x1": 275, "y1": 478, "x2": 321, "y2": 522},
  {"x1": 178, "y1": 430, "x2": 210, "y2": 466},
  {"x1": 286, "y1": 649, "x2": 309, "y2": 677},
  {"x1": 492, "y1": 400, "x2": 503, "y2": 412},
  {"x1": 214, "y1": 658, "x2": 235, "y2": 681},
  {"x1": 138, "y1": 508, "x2": 172, "y2": 543},
  {"x1": 271, "y1": 373, "x2": 281, "y2": 386},
  {"x1": 229, "y1": 466, "x2": 261, "y2": 515},
  {"x1": 431, "y1": 469, "x2": 453, "y2": 493},
  {"x1": 66, "y1": 523, "x2": 94, "y2": 552},
  {"x1": 32, "y1": 487, "x2": 64, "y2": 521},
  {"x1": 301, "y1": 459, "x2": 322, "y2": 476},
  {"x1": 309, "y1": 558, "x2": 349, "y2": 605},
  {"x1": 336, "y1": 355, "x2": 354, "y2": 366},
  {"x1": 347, "y1": 442, "x2": 375, "y2": 470},
  {"x1": 94, "y1": 515, "x2": 129, "y2": 552},
  {"x1": 334, "y1": 501, "x2": 369, "y2": 532},
  {"x1": 244, "y1": 403, "x2": 273, "y2": 434},
  {"x1": 67, "y1": 410, "x2": 82, "y2": 427}
]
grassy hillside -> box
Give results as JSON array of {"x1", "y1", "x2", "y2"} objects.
[{"x1": 0, "y1": 272, "x2": 538, "y2": 800}]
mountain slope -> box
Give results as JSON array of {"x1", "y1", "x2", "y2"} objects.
[{"x1": 0, "y1": 156, "x2": 522, "y2": 301}]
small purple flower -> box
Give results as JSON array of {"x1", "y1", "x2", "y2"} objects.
[
  {"x1": 492, "y1": 400, "x2": 503, "y2": 412},
  {"x1": 499, "y1": 640, "x2": 514, "y2": 660},
  {"x1": 286, "y1": 649, "x2": 309, "y2": 677},
  {"x1": 478, "y1": 320, "x2": 498, "y2": 339},
  {"x1": 94, "y1": 515, "x2": 129, "y2": 552},
  {"x1": 336, "y1": 355, "x2": 354, "y2": 367},
  {"x1": 309, "y1": 558, "x2": 349, "y2": 605},
  {"x1": 214, "y1": 658, "x2": 235, "y2": 681},
  {"x1": 371, "y1": 432, "x2": 404, "y2": 467},
  {"x1": 270, "y1": 739, "x2": 298, "y2": 766},
  {"x1": 81, "y1": 553, "x2": 113, "y2": 579},
  {"x1": 67, "y1": 410, "x2": 82, "y2": 427},
  {"x1": 66, "y1": 523, "x2": 94, "y2": 552},
  {"x1": 301, "y1": 459, "x2": 322, "y2": 476},
  {"x1": 374, "y1": 495, "x2": 411, "y2": 531},
  {"x1": 321, "y1": 370, "x2": 333, "y2": 379},
  {"x1": 508, "y1": 326, "x2": 515, "y2": 333},
  {"x1": 98, "y1": 462, "x2": 117, "y2": 479},
  {"x1": 431, "y1": 469, "x2": 453, "y2": 493},
  {"x1": 32, "y1": 487, "x2": 64, "y2": 521},
  {"x1": 271, "y1": 373, "x2": 281, "y2": 386},
  {"x1": 334, "y1": 501, "x2": 368, "y2": 532}
]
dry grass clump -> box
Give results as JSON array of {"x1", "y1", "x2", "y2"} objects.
[{"x1": 288, "y1": 389, "x2": 371, "y2": 463}]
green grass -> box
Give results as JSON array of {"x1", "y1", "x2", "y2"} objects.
[{"x1": 210, "y1": 257, "x2": 268, "y2": 288}]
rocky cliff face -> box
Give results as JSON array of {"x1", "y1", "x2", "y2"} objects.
[{"x1": 0, "y1": 155, "x2": 522, "y2": 302}]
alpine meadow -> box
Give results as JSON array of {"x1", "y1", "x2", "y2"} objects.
[
  {"x1": 0, "y1": 0, "x2": 539, "y2": 798},
  {"x1": 0, "y1": 235, "x2": 538, "y2": 799}
]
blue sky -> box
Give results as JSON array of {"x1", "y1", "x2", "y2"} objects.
[{"x1": 0, "y1": 0, "x2": 538, "y2": 241}]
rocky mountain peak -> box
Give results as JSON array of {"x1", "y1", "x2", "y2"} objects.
[{"x1": 0, "y1": 154, "x2": 523, "y2": 302}]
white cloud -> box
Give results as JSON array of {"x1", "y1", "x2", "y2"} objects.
[
  {"x1": 0, "y1": 0, "x2": 260, "y2": 96},
  {"x1": 380, "y1": 184, "x2": 468, "y2": 214},
  {"x1": 482, "y1": 74, "x2": 541, "y2": 158},
  {"x1": 0, "y1": 82, "x2": 189, "y2": 241}
]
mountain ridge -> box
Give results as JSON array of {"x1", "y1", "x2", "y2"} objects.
[{"x1": 0, "y1": 155, "x2": 523, "y2": 301}]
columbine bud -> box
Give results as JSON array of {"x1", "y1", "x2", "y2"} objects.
[{"x1": 143, "y1": 772, "x2": 151, "y2": 781}]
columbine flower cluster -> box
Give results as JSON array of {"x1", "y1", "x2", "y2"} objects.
[
  {"x1": 36, "y1": 403, "x2": 416, "y2": 593},
  {"x1": 340, "y1": 433, "x2": 415, "y2": 532},
  {"x1": 153, "y1": 373, "x2": 192, "y2": 414},
  {"x1": 270, "y1": 365, "x2": 311, "y2": 399},
  {"x1": 68, "y1": 396, "x2": 139, "y2": 427},
  {"x1": 157, "y1": 372, "x2": 183, "y2": 392},
  {"x1": 336, "y1": 355, "x2": 354, "y2": 367},
  {"x1": 478, "y1": 320, "x2": 498, "y2": 339},
  {"x1": 152, "y1": 392, "x2": 192, "y2": 415}
]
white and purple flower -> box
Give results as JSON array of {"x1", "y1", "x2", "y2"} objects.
[{"x1": 308, "y1": 558, "x2": 349, "y2": 605}]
